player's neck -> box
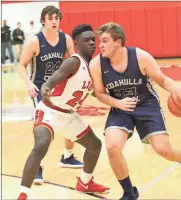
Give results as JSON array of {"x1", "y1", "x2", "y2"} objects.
[
  {"x1": 109, "y1": 47, "x2": 126, "y2": 65},
  {"x1": 42, "y1": 28, "x2": 58, "y2": 41},
  {"x1": 79, "y1": 52, "x2": 92, "y2": 64}
]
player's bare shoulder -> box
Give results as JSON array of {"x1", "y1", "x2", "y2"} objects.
[
  {"x1": 24, "y1": 35, "x2": 39, "y2": 55},
  {"x1": 65, "y1": 33, "x2": 72, "y2": 41},
  {"x1": 68, "y1": 55, "x2": 80, "y2": 66},
  {"x1": 136, "y1": 47, "x2": 151, "y2": 61},
  {"x1": 136, "y1": 47, "x2": 153, "y2": 75},
  {"x1": 89, "y1": 54, "x2": 101, "y2": 71},
  {"x1": 26, "y1": 35, "x2": 39, "y2": 46},
  {"x1": 65, "y1": 33, "x2": 74, "y2": 47},
  {"x1": 65, "y1": 33, "x2": 75, "y2": 56}
]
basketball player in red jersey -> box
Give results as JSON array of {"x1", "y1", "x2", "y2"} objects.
[
  {"x1": 18, "y1": 24, "x2": 110, "y2": 200},
  {"x1": 17, "y1": 6, "x2": 83, "y2": 186}
]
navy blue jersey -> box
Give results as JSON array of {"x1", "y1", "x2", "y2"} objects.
[
  {"x1": 100, "y1": 47, "x2": 159, "y2": 105},
  {"x1": 30, "y1": 31, "x2": 67, "y2": 90}
]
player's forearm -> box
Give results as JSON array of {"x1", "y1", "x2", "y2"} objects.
[
  {"x1": 42, "y1": 79, "x2": 55, "y2": 92},
  {"x1": 42, "y1": 70, "x2": 65, "y2": 91},
  {"x1": 96, "y1": 92, "x2": 120, "y2": 108},
  {"x1": 17, "y1": 65, "x2": 32, "y2": 86},
  {"x1": 160, "y1": 76, "x2": 180, "y2": 93}
]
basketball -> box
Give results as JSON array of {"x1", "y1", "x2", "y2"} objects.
[{"x1": 167, "y1": 93, "x2": 181, "y2": 118}]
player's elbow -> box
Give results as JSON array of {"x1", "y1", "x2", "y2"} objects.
[
  {"x1": 95, "y1": 91, "x2": 105, "y2": 101},
  {"x1": 156, "y1": 76, "x2": 170, "y2": 89},
  {"x1": 156, "y1": 77, "x2": 165, "y2": 88}
]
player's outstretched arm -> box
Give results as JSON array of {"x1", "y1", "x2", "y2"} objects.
[
  {"x1": 138, "y1": 48, "x2": 181, "y2": 95},
  {"x1": 41, "y1": 56, "x2": 80, "y2": 101}
]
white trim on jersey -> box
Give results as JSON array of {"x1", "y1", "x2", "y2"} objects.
[
  {"x1": 32, "y1": 96, "x2": 39, "y2": 108},
  {"x1": 30, "y1": 56, "x2": 37, "y2": 83},
  {"x1": 159, "y1": 107, "x2": 167, "y2": 129},
  {"x1": 146, "y1": 77, "x2": 160, "y2": 102},
  {"x1": 70, "y1": 54, "x2": 88, "y2": 67}
]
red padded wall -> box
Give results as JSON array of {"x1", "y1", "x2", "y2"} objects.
[
  {"x1": 60, "y1": 2, "x2": 181, "y2": 12},
  {"x1": 68, "y1": 12, "x2": 85, "y2": 34},
  {"x1": 84, "y1": 11, "x2": 99, "y2": 30},
  {"x1": 114, "y1": 10, "x2": 131, "y2": 46},
  {"x1": 59, "y1": 2, "x2": 181, "y2": 57},
  {"x1": 177, "y1": 6, "x2": 181, "y2": 55},
  {"x1": 130, "y1": 9, "x2": 147, "y2": 50},
  {"x1": 145, "y1": 8, "x2": 163, "y2": 57},
  {"x1": 60, "y1": 13, "x2": 70, "y2": 33},
  {"x1": 99, "y1": 10, "x2": 114, "y2": 25},
  {"x1": 161, "y1": 6, "x2": 178, "y2": 56}
]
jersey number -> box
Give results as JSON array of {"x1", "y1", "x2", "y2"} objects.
[
  {"x1": 44, "y1": 61, "x2": 61, "y2": 81},
  {"x1": 66, "y1": 91, "x2": 89, "y2": 107},
  {"x1": 115, "y1": 87, "x2": 137, "y2": 98}
]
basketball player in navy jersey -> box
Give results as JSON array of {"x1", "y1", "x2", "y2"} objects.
[
  {"x1": 18, "y1": 24, "x2": 110, "y2": 200},
  {"x1": 17, "y1": 6, "x2": 83, "y2": 185},
  {"x1": 89, "y1": 22, "x2": 181, "y2": 200}
]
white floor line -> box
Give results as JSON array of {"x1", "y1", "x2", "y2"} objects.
[
  {"x1": 2, "y1": 115, "x2": 32, "y2": 122},
  {"x1": 139, "y1": 162, "x2": 181, "y2": 194}
]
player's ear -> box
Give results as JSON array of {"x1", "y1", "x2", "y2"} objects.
[
  {"x1": 117, "y1": 38, "x2": 122, "y2": 45},
  {"x1": 73, "y1": 40, "x2": 78, "y2": 48},
  {"x1": 41, "y1": 19, "x2": 45, "y2": 26}
]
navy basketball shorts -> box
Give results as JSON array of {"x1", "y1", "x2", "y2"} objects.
[{"x1": 104, "y1": 98, "x2": 167, "y2": 144}]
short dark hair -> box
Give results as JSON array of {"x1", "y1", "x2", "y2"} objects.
[
  {"x1": 40, "y1": 6, "x2": 62, "y2": 25},
  {"x1": 72, "y1": 24, "x2": 93, "y2": 40},
  {"x1": 96, "y1": 22, "x2": 126, "y2": 46}
]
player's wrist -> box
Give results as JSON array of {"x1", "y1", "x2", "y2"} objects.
[
  {"x1": 112, "y1": 98, "x2": 121, "y2": 109},
  {"x1": 24, "y1": 79, "x2": 32, "y2": 87}
]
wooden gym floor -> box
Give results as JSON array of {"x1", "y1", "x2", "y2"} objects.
[{"x1": 2, "y1": 58, "x2": 181, "y2": 199}]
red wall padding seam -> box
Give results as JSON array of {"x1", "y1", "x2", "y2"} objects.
[{"x1": 60, "y1": 4, "x2": 181, "y2": 57}]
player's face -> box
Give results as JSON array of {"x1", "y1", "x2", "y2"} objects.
[
  {"x1": 43, "y1": 13, "x2": 60, "y2": 31},
  {"x1": 78, "y1": 31, "x2": 96, "y2": 56},
  {"x1": 99, "y1": 32, "x2": 120, "y2": 58}
]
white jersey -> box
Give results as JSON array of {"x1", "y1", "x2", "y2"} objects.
[{"x1": 51, "y1": 54, "x2": 93, "y2": 111}]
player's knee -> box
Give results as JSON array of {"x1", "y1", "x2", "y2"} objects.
[
  {"x1": 154, "y1": 145, "x2": 174, "y2": 160},
  {"x1": 33, "y1": 126, "x2": 51, "y2": 158},
  {"x1": 94, "y1": 137, "x2": 102, "y2": 152},
  {"x1": 106, "y1": 143, "x2": 123, "y2": 157},
  {"x1": 89, "y1": 137, "x2": 102, "y2": 154},
  {"x1": 78, "y1": 130, "x2": 102, "y2": 154},
  {"x1": 33, "y1": 141, "x2": 50, "y2": 158}
]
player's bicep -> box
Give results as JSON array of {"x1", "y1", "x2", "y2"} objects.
[
  {"x1": 65, "y1": 34, "x2": 75, "y2": 57},
  {"x1": 145, "y1": 54, "x2": 165, "y2": 85}
]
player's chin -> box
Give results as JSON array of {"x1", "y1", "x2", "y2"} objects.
[
  {"x1": 88, "y1": 49, "x2": 95, "y2": 56},
  {"x1": 101, "y1": 52, "x2": 109, "y2": 58}
]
